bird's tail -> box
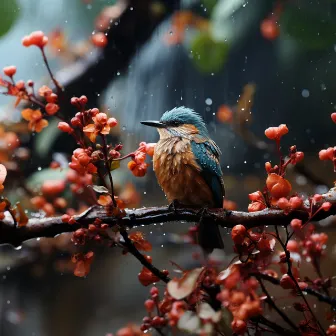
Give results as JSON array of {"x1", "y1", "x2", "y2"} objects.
[{"x1": 197, "y1": 219, "x2": 224, "y2": 254}]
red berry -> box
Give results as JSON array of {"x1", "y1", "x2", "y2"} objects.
[
  {"x1": 79, "y1": 95, "x2": 88, "y2": 106},
  {"x1": 280, "y1": 274, "x2": 295, "y2": 289},
  {"x1": 331, "y1": 113, "x2": 336, "y2": 124},
  {"x1": 151, "y1": 316, "x2": 162, "y2": 327},
  {"x1": 260, "y1": 19, "x2": 280, "y2": 40},
  {"x1": 290, "y1": 218, "x2": 302, "y2": 230},
  {"x1": 3, "y1": 65, "x2": 16, "y2": 77},
  {"x1": 46, "y1": 103, "x2": 59, "y2": 115},
  {"x1": 150, "y1": 286, "x2": 159, "y2": 297},
  {"x1": 71, "y1": 97, "x2": 79, "y2": 106},
  {"x1": 144, "y1": 299, "x2": 155, "y2": 312},
  {"x1": 61, "y1": 214, "x2": 71, "y2": 223},
  {"x1": 22, "y1": 31, "x2": 48, "y2": 48},
  {"x1": 92, "y1": 32, "x2": 108, "y2": 48},
  {"x1": 58, "y1": 122, "x2": 73, "y2": 134},
  {"x1": 231, "y1": 320, "x2": 247, "y2": 334},
  {"x1": 231, "y1": 224, "x2": 246, "y2": 244},
  {"x1": 107, "y1": 117, "x2": 118, "y2": 127},
  {"x1": 46, "y1": 93, "x2": 58, "y2": 103},
  {"x1": 321, "y1": 202, "x2": 332, "y2": 211}
]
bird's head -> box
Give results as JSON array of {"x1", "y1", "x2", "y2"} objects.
[{"x1": 141, "y1": 106, "x2": 209, "y2": 139}]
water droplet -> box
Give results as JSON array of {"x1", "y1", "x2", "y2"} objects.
[
  {"x1": 296, "y1": 175, "x2": 307, "y2": 186},
  {"x1": 37, "y1": 167, "x2": 42, "y2": 171},
  {"x1": 302, "y1": 89, "x2": 310, "y2": 98}
]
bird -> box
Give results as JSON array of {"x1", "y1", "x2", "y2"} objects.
[{"x1": 141, "y1": 106, "x2": 225, "y2": 254}]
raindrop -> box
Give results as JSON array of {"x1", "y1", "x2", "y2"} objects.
[
  {"x1": 205, "y1": 98, "x2": 213, "y2": 106},
  {"x1": 301, "y1": 89, "x2": 310, "y2": 98},
  {"x1": 122, "y1": 126, "x2": 126, "y2": 131},
  {"x1": 296, "y1": 175, "x2": 307, "y2": 186},
  {"x1": 315, "y1": 185, "x2": 328, "y2": 194}
]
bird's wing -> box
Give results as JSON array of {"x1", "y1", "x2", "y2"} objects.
[{"x1": 191, "y1": 138, "x2": 225, "y2": 208}]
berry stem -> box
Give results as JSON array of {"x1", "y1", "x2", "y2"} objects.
[
  {"x1": 101, "y1": 135, "x2": 116, "y2": 207},
  {"x1": 40, "y1": 47, "x2": 63, "y2": 96}
]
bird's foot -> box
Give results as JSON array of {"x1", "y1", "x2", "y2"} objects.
[
  {"x1": 168, "y1": 199, "x2": 181, "y2": 214},
  {"x1": 197, "y1": 206, "x2": 209, "y2": 223},
  {"x1": 223, "y1": 208, "x2": 232, "y2": 217}
]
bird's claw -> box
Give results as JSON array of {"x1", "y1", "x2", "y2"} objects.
[
  {"x1": 168, "y1": 199, "x2": 181, "y2": 214},
  {"x1": 223, "y1": 208, "x2": 232, "y2": 217},
  {"x1": 197, "y1": 206, "x2": 209, "y2": 223}
]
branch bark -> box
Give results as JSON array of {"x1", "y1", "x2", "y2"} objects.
[{"x1": 0, "y1": 188, "x2": 336, "y2": 247}]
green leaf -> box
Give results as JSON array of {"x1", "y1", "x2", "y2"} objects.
[
  {"x1": 36, "y1": 119, "x2": 61, "y2": 157},
  {"x1": 109, "y1": 160, "x2": 120, "y2": 171},
  {"x1": 91, "y1": 185, "x2": 109, "y2": 194},
  {"x1": 280, "y1": 6, "x2": 336, "y2": 50},
  {"x1": 190, "y1": 31, "x2": 229, "y2": 73},
  {"x1": 0, "y1": 0, "x2": 19, "y2": 38}
]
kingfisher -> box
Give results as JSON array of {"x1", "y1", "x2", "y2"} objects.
[{"x1": 141, "y1": 106, "x2": 225, "y2": 253}]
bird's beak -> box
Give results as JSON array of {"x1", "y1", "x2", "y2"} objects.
[{"x1": 140, "y1": 120, "x2": 166, "y2": 128}]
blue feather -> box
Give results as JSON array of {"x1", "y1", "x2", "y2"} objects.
[{"x1": 191, "y1": 140, "x2": 225, "y2": 208}]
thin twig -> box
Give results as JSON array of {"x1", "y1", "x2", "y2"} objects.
[
  {"x1": 101, "y1": 135, "x2": 117, "y2": 206},
  {"x1": 40, "y1": 47, "x2": 63, "y2": 96},
  {"x1": 251, "y1": 315, "x2": 300, "y2": 336},
  {"x1": 252, "y1": 272, "x2": 336, "y2": 307},
  {"x1": 256, "y1": 275, "x2": 299, "y2": 332},
  {"x1": 120, "y1": 229, "x2": 170, "y2": 284},
  {"x1": 274, "y1": 227, "x2": 326, "y2": 335}
]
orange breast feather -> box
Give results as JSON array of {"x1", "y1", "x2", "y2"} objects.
[{"x1": 153, "y1": 139, "x2": 214, "y2": 206}]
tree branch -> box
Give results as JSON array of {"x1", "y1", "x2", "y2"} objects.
[{"x1": 0, "y1": 187, "x2": 335, "y2": 247}]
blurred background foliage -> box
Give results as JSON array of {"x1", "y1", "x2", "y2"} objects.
[{"x1": 0, "y1": 0, "x2": 336, "y2": 335}]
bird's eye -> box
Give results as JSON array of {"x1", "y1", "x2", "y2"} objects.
[{"x1": 171, "y1": 120, "x2": 180, "y2": 126}]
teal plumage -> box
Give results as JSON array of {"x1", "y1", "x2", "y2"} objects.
[
  {"x1": 141, "y1": 107, "x2": 225, "y2": 252},
  {"x1": 191, "y1": 140, "x2": 225, "y2": 208}
]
